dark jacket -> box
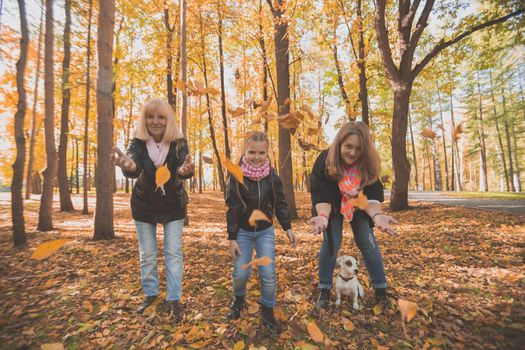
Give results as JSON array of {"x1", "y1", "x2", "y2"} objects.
[
  {"x1": 225, "y1": 169, "x2": 292, "y2": 240},
  {"x1": 310, "y1": 149, "x2": 384, "y2": 215},
  {"x1": 122, "y1": 138, "x2": 194, "y2": 223}
]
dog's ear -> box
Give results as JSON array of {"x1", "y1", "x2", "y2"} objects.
[{"x1": 336, "y1": 256, "x2": 344, "y2": 266}]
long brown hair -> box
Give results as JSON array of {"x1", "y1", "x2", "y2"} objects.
[{"x1": 326, "y1": 122, "x2": 381, "y2": 186}]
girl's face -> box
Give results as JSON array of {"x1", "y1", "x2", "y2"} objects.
[
  {"x1": 340, "y1": 134, "x2": 362, "y2": 167},
  {"x1": 146, "y1": 112, "x2": 167, "y2": 142},
  {"x1": 244, "y1": 140, "x2": 268, "y2": 167}
]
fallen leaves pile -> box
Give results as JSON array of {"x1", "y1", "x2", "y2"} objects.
[{"x1": 0, "y1": 192, "x2": 523, "y2": 349}]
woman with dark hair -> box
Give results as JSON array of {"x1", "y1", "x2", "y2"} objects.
[{"x1": 307, "y1": 121, "x2": 398, "y2": 310}]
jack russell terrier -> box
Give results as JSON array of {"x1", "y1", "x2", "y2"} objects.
[{"x1": 335, "y1": 255, "x2": 364, "y2": 310}]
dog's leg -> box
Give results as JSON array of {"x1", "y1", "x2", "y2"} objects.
[
  {"x1": 358, "y1": 282, "x2": 364, "y2": 298},
  {"x1": 335, "y1": 289, "x2": 341, "y2": 306},
  {"x1": 352, "y1": 291, "x2": 359, "y2": 310}
]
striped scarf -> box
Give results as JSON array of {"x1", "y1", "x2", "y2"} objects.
[{"x1": 338, "y1": 163, "x2": 361, "y2": 221}]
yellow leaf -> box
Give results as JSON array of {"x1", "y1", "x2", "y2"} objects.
[
  {"x1": 224, "y1": 158, "x2": 244, "y2": 185},
  {"x1": 204, "y1": 87, "x2": 221, "y2": 96},
  {"x1": 398, "y1": 299, "x2": 418, "y2": 323},
  {"x1": 350, "y1": 192, "x2": 369, "y2": 210},
  {"x1": 299, "y1": 105, "x2": 316, "y2": 119},
  {"x1": 307, "y1": 321, "x2": 324, "y2": 343},
  {"x1": 228, "y1": 107, "x2": 246, "y2": 117},
  {"x1": 155, "y1": 164, "x2": 171, "y2": 189},
  {"x1": 293, "y1": 341, "x2": 319, "y2": 350},
  {"x1": 307, "y1": 127, "x2": 320, "y2": 136},
  {"x1": 41, "y1": 344, "x2": 64, "y2": 350},
  {"x1": 31, "y1": 239, "x2": 71, "y2": 260},
  {"x1": 373, "y1": 304, "x2": 383, "y2": 315},
  {"x1": 233, "y1": 340, "x2": 245, "y2": 350},
  {"x1": 248, "y1": 209, "x2": 271, "y2": 227}
]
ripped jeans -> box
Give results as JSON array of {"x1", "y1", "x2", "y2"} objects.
[{"x1": 318, "y1": 210, "x2": 387, "y2": 289}]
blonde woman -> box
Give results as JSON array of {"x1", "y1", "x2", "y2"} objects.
[
  {"x1": 307, "y1": 122, "x2": 398, "y2": 310},
  {"x1": 113, "y1": 98, "x2": 194, "y2": 323}
]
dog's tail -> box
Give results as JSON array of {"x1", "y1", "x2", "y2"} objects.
[{"x1": 358, "y1": 283, "x2": 364, "y2": 298}]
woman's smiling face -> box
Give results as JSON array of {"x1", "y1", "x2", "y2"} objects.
[{"x1": 340, "y1": 134, "x2": 362, "y2": 167}]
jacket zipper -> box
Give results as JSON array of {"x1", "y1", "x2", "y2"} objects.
[{"x1": 255, "y1": 180, "x2": 261, "y2": 233}]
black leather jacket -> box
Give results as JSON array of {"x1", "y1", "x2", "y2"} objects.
[
  {"x1": 122, "y1": 138, "x2": 194, "y2": 223},
  {"x1": 225, "y1": 169, "x2": 292, "y2": 240}
]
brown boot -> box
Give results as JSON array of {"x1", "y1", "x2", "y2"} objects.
[{"x1": 170, "y1": 300, "x2": 184, "y2": 324}]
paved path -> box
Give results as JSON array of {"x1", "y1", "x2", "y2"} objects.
[{"x1": 385, "y1": 191, "x2": 525, "y2": 215}]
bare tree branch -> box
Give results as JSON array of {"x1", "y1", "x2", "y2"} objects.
[{"x1": 374, "y1": 0, "x2": 401, "y2": 81}]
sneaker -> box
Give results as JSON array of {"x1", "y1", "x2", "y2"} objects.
[
  {"x1": 170, "y1": 300, "x2": 184, "y2": 324},
  {"x1": 315, "y1": 288, "x2": 331, "y2": 310},
  {"x1": 227, "y1": 296, "x2": 245, "y2": 320},
  {"x1": 136, "y1": 295, "x2": 157, "y2": 314},
  {"x1": 260, "y1": 305, "x2": 283, "y2": 334}
]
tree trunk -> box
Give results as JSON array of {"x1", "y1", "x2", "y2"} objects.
[
  {"x1": 356, "y1": 0, "x2": 369, "y2": 125},
  {"x1": 331, "y1": 27, "x2": 352, "y2": 121},
  {"x1": 94, "y1": 0, "x2": 115, "y2": 240},
  {"x1": 200, "y1": 7, "x2": 225, "y2": 191},
  {"x1": 408, "y1": 112, "x2": 418, "y2": 190},
  {"x1": 510, "y1": 109, "x2": 522, "y2": 192},
  {"x1": 501, "y1": 89, "x2": 516, "y2": 192},
  {"x1": 268, "y1": 0, "x2": 297, "y2": 218},
  {"x1": 12, "y1": 0, "x2": 29, "y2": 246},
  {"x1": 58, "y1": 0, "x2": 74, "y2": 211},
  {"x1": 431, "y1": 139, "x2": 442, "y2": 190},
  {"x1": 38, "y1": 0, "x2": 57, "y2": 231},
  {"x1": 75, "y1": 137, "x2": 79, "y2": 193},
  {"x1": 180, "y1": 0, "x2": 187, "y2": 135},
  {"x1": 489, "y1": 70, "x2": 510, "y2": 191},
  {"x1": 217, "y1": 3, "x2": 231, "y2": 158},
  {"x1": 83, "y1": 0, "x2": 93, "y2": 214},
  {"x1": 25, "y1": 4, "x2": 43, "y2": 200},
  {"x1": 258, "y1": 0, "x2": 269, "y2": 132},
  {"x1": 435, "y1": 82, "x2": 449, "y2": 191},
  {"x1": 476, "y1": 80, "x2": 489, "y2": 191},
  {"x1": 449, "y1": 91, "x2": 462, "y2": 192},
  {"x1": 390, "y1": 84, "x2": 412, "y2": 210},
  {"x1": 164, "y1": 7, "x2": 176, "y2": 111}
]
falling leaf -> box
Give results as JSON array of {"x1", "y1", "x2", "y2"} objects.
[
  {"x1": 204, "y1": 87, "x2": 221, "y2": 96},
  {"x1": 202, "y1": 156, "x2": 213, "y2": 164},
  {"x1": 233, "y1": 340, "x2": 245, "y2": 350},
  {"x1": 41, "y1": 344, "x2": 64, "y2": 350},
  {"x1": 299, "y1": 105, "x2": 316, "y2": 119},
  {"x1": 327, "y1": 165, "x2": 337, "y2": 177},
  {"x1": 224, "y1": 158, "x2": 244, "y2": 185},
  {"x1": 284, "y1": 98, "x2": 291, "y2": 105},
  {"x1": 398, "y1": 299, "x2": 418, "y2": 322},
  {"x1": 421, "y1": 128, "x2": 436, "y2": 139},
  {"x1": 31, "y1": 239, "x2": 71, "y2": 260},
  {"x1": 175, "y1": 80, "x2": 187, "y2": 93},
  {"x1": 453, "y1": 123, "x2": 464, "y2": 141},
  {"x1": 242, "y1": 256, "x2": 273, "y2": 270},
  {"x1": 298, "y1": 138, "x2": 321, "y2": 152},
  {"x1": 248, "y1": 209, "x2": 271, "y2": 227},
  {"x1": 155, "y1": 164, "x2": 171, "y2": 189},
  {"x1": 307, "y1": 321, "x2": 324, "y2": 343},
  {"x1": 257, "y1": 97, "x2": 273, "y2": 114},
  {"x1": 228, "y1": 107, "x2": 246, "y2": 117},
  {"x1": 262, "y1": 112, "x2": 278, "y2": 121},
  {"x1": 350, "y1": 192, "x2": 369, "y2": 210}
]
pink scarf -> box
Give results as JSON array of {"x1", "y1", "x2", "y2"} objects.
[
  {"x1": 241, "y1": 157, "x2": 270, "y2": 181},
  {"x1": 146, "y1": 139, "x2": 170, "y2": 169},
  {"x1": 338, "y1": 163, "x2": 361, "y2": 221}
]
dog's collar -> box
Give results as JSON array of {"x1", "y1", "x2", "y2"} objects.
[{"x1": 338, "y1": 273, "x2": 355, "y2": 282}]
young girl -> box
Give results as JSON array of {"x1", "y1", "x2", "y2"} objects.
[{"x1": 225, "y1": 131, "x2": 296, "y2": 334}]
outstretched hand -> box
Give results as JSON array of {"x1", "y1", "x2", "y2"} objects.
[
  {"x1": 112, "y1": 147, "x2": 136, "y2": 172},
  {"x1": 178, "y1": 154, "x2": 195, "y2": 176},
  {"x1": 373, "y1": 214, "x2": 399, "y2": 235},
  {"x1": 307, "y1": 215, "x2": 328, "y2": 235}
]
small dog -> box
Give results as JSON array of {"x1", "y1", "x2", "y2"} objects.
[{"x1": 335, "y1": 255, "x2": 364, "y2": 310}]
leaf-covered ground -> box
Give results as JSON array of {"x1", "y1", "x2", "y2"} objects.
[{"x1": 0, "y1": 192, "x2": 524, "y2": 349}]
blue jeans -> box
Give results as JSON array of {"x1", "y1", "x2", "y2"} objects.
[
  {"x1": 318, "y1": 210, "x2": 387, "y2": 289},
  {"x1": 135, "y1": 219, "x2": 184, "y2": 301},
  {"x1": 232, "y1": 226, "x2": 277, "y2": 307}
]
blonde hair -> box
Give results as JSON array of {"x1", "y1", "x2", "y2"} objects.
[
  {"x1": 134, "y1": 98, "x2": 184, "y2": 142},
  {"x1": 326, "y1": 121, "x2": 381, "y2": 186}
]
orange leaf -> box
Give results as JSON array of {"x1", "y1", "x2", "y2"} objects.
[
  {"x1": 327, "y1": 165, "x2": 337, "y2": 177},
  {"x1": 293, "y1": 341, "x2": 319, "y2": 350},
  {"x1": 307, "y1": 321, "x2": 324, "y2": 343},
  {"x1": 30, "y1": 239, "x2": 71, "y2": 260},
  {"x1": 155, "y1": 164, "x2": 171, "y2": 189},
  {"x1": 421, "y1": 128, "x2": 436, "y2": 139},
  {"x1": 257, "y1": 97, "x2": 273, "y2": 114},
  {"x1": 228, "y1": 107, "x2": 246, "y2": 117},
  {"x1": 307, "y1": 127, "x2": 320, "y2": 136},
  {"x1": 175, "y1": 80, "x2": 187, "y2": 93},
  {"x1": 398, "y1": 299, "x2": 418, "y2": 323},
  {"x1": 299, "y1": 104, "x2": 316, "y2": 119},
  {"x1": 248, "y1": 209, "x2": 271, "y2": 227},
  {"x1": 242, "y1": 256, "x2": 273, "y2": 270},
  {"x1": 350, "y1": 192, "x2": 368, "y2": 210},
  {"x1": 202, "y1": 156, "x2": 213, "y2": 164},
  {"x1": 224, "y1": 158, "x2": 244, "y2": 185},
  {"x1": 298, "y1": 138, "x2": 320, "y2": 152}
]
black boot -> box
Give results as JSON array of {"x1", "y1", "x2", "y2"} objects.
[
  {"x1": 315, "y1": 288, "x2": 330, "y2": 310},
  {"x1": 136, "y1": 295, "x2": 157, "y2": 314},
  {"x1": 227, "y1": 296, "x2": 245, "y2": 320},
  {"x1": 170, "y1": 300, "x2": 184, "y2": 324},
  {"x1": 374, "y1": 288, "x2": 388, "y2": 306},
  {"x1": 261, "y1": 305, "x2": 282, "y2": 334}
]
